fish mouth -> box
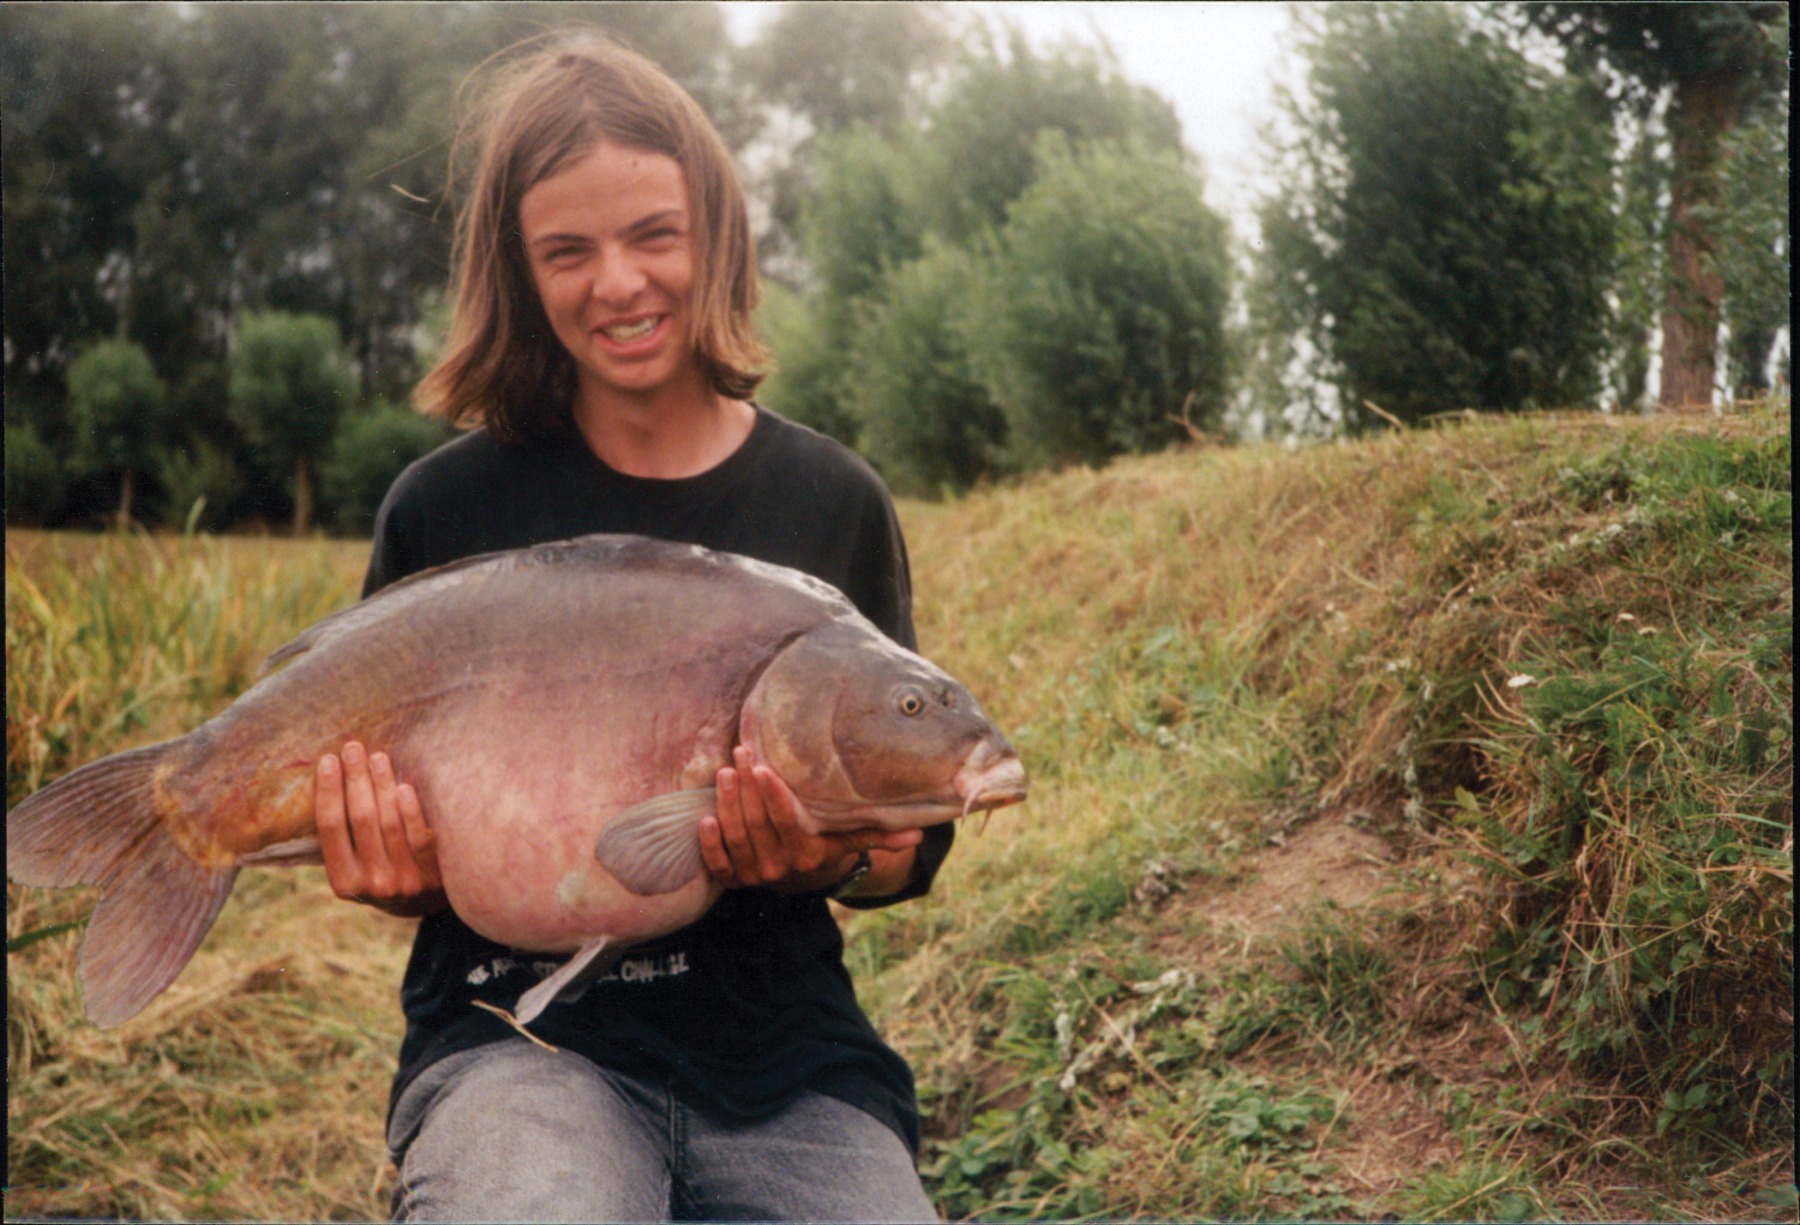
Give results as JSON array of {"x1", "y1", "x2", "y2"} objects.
[{"x1": 953, "y1": 742, "x2": 1028, "y2": 820}]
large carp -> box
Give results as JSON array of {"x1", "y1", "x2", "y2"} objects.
[{"x1": 7, "y1": 535, "x2": 1026, "y2": 1028}]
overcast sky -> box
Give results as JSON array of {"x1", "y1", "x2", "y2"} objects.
[
  {"x1": 724, "y1": 1, "x2": 1298, "y2": 230},
  {"x1": 975, "y1": 3, "x2": 1295, "y2": 220}
]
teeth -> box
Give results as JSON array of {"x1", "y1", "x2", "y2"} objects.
[{"x1": 602, "y1": 318, "x2": 657, "y2": 343}]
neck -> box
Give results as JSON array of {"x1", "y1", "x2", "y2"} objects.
[{"x1": 571, "y1": 374, "x2": 755, "y2": 480}]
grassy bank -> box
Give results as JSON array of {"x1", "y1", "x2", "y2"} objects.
[
  {"x1": 888, "y1": 405, "x2": 1792, "y2": 1221},
  {"x1": 6, "y1": 406, "x2": 1791, "y2": 1220}
]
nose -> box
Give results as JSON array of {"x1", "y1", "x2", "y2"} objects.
[{"x1": 591, "y1": 247, "x2": 648, "y2": 306}]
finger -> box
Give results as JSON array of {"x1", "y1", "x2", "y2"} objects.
[
  {"x1": 340, "y1": 742, "x2": 397, "y2": 894},
  {"x1": 314, "y1": 754, "x2": 365, "y2": 898},
  {"x1": 369, "y1": 752, "x2": 422, "y2": 894},
  {"x1": 710, "y1": 766, "x2": 756, "y2": 881},
  {"x1": 395, "y1": 783, "x2": 440, "y2": 887},
  {"x1": 697, "y1": 814, "x2": 736, "y2": 884},
  {"x1": 748, "y1": 763, "x2": 802, "y2": 832},
  {"x1": 749, "y1": 764, "x2": 833, "y2": 875},
  {"x1": 735, "y1": 748, "x2": 789, "y2": 883}
]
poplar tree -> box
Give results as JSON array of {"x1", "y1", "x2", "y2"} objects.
[{"x1": 1525, "y1": 3, "x2": 1789, "y2": 409}]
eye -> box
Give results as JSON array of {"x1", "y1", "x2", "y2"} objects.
[{"x1": 897, "y1": 690, "x2": 925, "y2": 717}]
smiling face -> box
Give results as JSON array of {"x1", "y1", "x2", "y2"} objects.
[{"x1": 518, "y1": 139, "x2": 707, "y2": 414}]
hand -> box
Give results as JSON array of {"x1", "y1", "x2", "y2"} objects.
[
  {"x1": 700, "y1": 746, "x2": 922, "y2": 895},
  {"x1": 315, "y1": 740, "x2": 447, "y2": 917}
]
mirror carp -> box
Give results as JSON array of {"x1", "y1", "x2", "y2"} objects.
[{"x1": 8, "y1": 535, "x2": 1026, "y2": 1028}]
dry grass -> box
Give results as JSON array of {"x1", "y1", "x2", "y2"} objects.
[
  {"x1": 6, "y1": 406, "x2": 1792, "y2": 1222},
  {"x1": 6, "y1": 530, "x2": 410, "y2": 1222}
]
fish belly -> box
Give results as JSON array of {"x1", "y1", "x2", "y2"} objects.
[{"x1": 395, "y1": 664, "x2": 734, "y2": 952}]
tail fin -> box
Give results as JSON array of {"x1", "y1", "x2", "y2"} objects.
[{"x1": 8, "y1": 741, "x2": 238, "y2": 1026}]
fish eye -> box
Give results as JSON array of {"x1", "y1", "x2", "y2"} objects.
[{"x1": 897, "y1": 690, "x2": 926, "y2": 717}]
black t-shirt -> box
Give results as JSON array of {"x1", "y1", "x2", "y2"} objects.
[{"x1": 367, "y1": 407, "x2": 953, "y2": 1154}]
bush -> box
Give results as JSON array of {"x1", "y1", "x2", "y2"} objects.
[
  {"x1": 1396, "y1": 427, "x2": 1795, "y2": 1148},
  {"x1": 4, "y1": 422, "x2": 66, "y2": 525},
  {"x1": 158, "y1": 441, "x2": 245, "y2": 533},
  {"x1": 320, "y1": 404, "x2": 451, "y2": 535},
  {"x1": 229, "y1": 312, "x2": 355, "y2": 533},
  {"x1": 66, "y1": 338, "x2": 173, "y2": 526},
  {"x1": 754, "y1": 282, "x2": 860, "y2": 445},
  {"x1": 848, "y1": 239, "x2": 1008, "y2": 496},
  {"x1": 966, "y1": 134, "x2": 1231, "y2": 469}
]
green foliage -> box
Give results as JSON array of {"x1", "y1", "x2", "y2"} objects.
[
  {"x1": 1713, "y1": 108, "x2": 1791, "y2": 398},
  {"x1": 968, "y1": 135, "x2": 1231, "y2": 468},
  {"x1": 1525, "y1": 4, "x2": 1790, "y2": 407},
  {"x1": 229, "y1": 311, "x2": 354, "y2": 531},
  {"x1": 1525, "y1": 3, "x2": 1789, "y2": 105},
  {"x1": 320, "y1": 403, "x2": 453, "y2": 534},
  {"x1": 753, "y1": 282, "x2": 859, "y2": 445},
  {"x1": 847, "y1": 240, "x2": 1008, "y2": 495},
  {"x1": 1605, "y1": 118, "x2": 1667, "y2": 411},
  {"x1": 1254, "y1": 4, "x2": 1616, "y2": 427},
  {"x1": 801, "y1": 126, "x2": 933, "y2": 308},
  {"x1": 736, "y1": 2, "x2": 951, "y2": 266},
  {"x1": 781, "y1": 30, "x2": 1211, "y2": 489},
  {"x1": 228, "y1": 313, "x2": 354, "y2": 461},
  {"x1": 4, "y1": 423, "x2": 66, "y2": 525},
  {"x1": 918, "y1": 28, "x2": 1184, "y2": 244},
  {"x1": 65, "y1": 339, "x2": 173, "y2": 523},
  {"x1": 739, "y1": 2, "x2": 949, "y2": 137},
  {"x1": 66, "y1": 339, "x2": 171, "y2": 473},
  {"x1": 157, "y1": 441, "x2": 245, "y2": 534}
]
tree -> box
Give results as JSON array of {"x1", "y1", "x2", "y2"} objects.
[
  {"x1": 917, "y1": 27, "x2": 1185, "y2": 245},
  {"x1": 1713, "y1": 107, "x2": 1791, "y2": 400},
  {"x1": 1524, "y1": 3, "x2": 1789, "y2": 408},
  {"x1": 784, "y1": 29, "x2": 1195, "y2": 464},
  {"x1": 966, "y1": 134, "x2": 1231, "y2": 469},
  {"x1": 736, "y1": 2, "x2": 953, "y2": 271},
  {"x1": 1253, "y1": 4, "x2": 1616, "y2": 429},
  {"x1": 847, "y1": 239, "x2": 1008, "y2": 495},
  {"x1": 66, "y1": 339, "x2": 172, "y2": 529},
  {"x1": 4, "y1": 423, "x2": 66, "y2": 526},
  {"x1": 228, "y1": 313, "x2": 355, "y2": 535},
  {"x1": 753, "y1": 283, "x2": 860, "y2": 445},
  {"x1": 1, "y1": 4, "x2": 176, "y2": 411},
  {"x1": 321, "y1": 403, "x2": 451, "y2": 535}
]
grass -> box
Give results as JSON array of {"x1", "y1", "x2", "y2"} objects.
[{"x1": 6, "y1": 404, "x2": 1792, "y2": 1220}]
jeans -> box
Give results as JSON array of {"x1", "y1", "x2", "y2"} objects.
[{"x1": 387, "y1": 1040, "x2": 939, "y2": 1222}]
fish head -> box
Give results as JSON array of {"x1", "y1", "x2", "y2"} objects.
[{"x1": 740, "y1": 620, "x2": 1027, "y2": 836}]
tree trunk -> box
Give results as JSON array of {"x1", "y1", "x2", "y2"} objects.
[
  {"x1": 115, "y1": 468, "x2": 134, "y2": 532},
  {"x1": 1659, "y1": 69, "x2": 1741, "y2": 412},
  {"x1": 292, "y1": 454, "x2": 312, "y2": 537}
]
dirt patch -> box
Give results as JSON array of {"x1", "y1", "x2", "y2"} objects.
[
  {"x1": 1144, "y1": 809, "x2": 1415, "y2": 959},
  {"x1": 1133, "y1": 810, "x2": 1507, "y2": 1208}
]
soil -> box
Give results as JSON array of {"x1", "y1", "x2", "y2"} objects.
[{"x1": 1136, "y1": 808, "x2": 1494, "y2": 1211}]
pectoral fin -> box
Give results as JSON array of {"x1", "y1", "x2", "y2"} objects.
[
  {"x1": 238, "y1": 837, "x2": 325, "y2": 867},
  {"x1": 595, "y1": 788, "x2": 715, "y2": 896}
]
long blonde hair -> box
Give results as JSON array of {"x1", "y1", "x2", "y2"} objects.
[{"x1": 415, "y1": 33, "x2": 770, "y2": 443}]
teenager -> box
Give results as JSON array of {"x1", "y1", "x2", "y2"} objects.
[{"x1": 311, "y1": 34, "x2": 946, "y2": 1223}]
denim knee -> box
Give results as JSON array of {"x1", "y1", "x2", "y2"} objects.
[{"x1": 388, "y1": 1041, "x2": 670, "y2": 1223}]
